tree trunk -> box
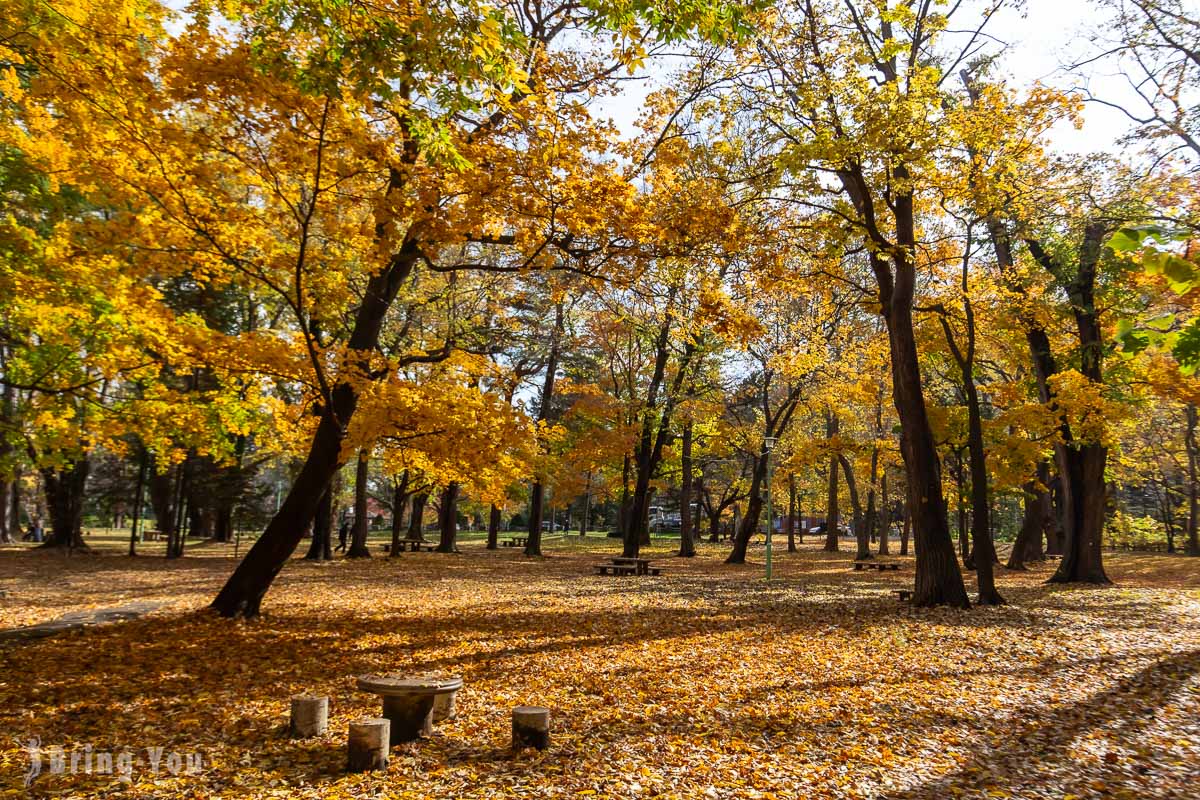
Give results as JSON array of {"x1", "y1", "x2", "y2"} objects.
[
  {"x1": 389, "y1": 477, "x2": 409, "y2": 557},
  {"x1": 487, "y1": 504, "x2": 502, "y2": 550},
  {"x1": 210, "y1": 236, "x2": 421, "y2": 617},
  {"x1": 527, "y1": 302, "x2": 565, "y2": 557},
  {"x1": 305, "y1": 486, "x2": 334, "y2": 560},
  {"x1": 825, "y1": 413, "x2": 840, "y2": 552},
  {"x1": 787, "y1": 473, "x2": 797, "y2": 552},
  {"x1": 900, "y1": 506, "x2": 910, "y2": 555},
  {"x1": 1038, "y1": 226, "x2": 1110, "y2": 585},
  {"x1": 40, "y1": 459, "x2": 89, "y2": 549},
  {"x1": 1186, "y1": 404, "x2": 1200, "y2": 556},
  {"x1": 878, "y1": 472, "x2": 890, "y2": 555},
  {"x1": 437, "y1": 482, "x2": 459, "y2": 553},
  {"x1": 840, "y1": 453, "x2": 870, "y2": 561},
  {"x1": 129, "y1": 450, "x2": 147, "y2": 556},
  {"x1": 347, "y1": 449, "x2": 372, "y2": 558},
  {"x1": 579, "y1": 472, "x2": 592, "y2": 539},
  {"x1": 678, "y1": 423, "x2": 695, "y2": 557},
  {"x1": 726, "y1": 454, "x2": 766, "y2": 564},
  {"x1": 1007, "y1": 480, "x2": 1043, "y2": 571},
  {"x1": 408, "y1": 492, "x2": 428, "y2": 541}
]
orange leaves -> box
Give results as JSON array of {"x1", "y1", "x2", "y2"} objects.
[{"x1": 1, "y1": 537, "x2": 1200, "y2": 798}]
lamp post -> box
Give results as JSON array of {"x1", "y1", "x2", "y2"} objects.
[{"x1": 764, "y1": 436, "x2": 778, "y2": 581}]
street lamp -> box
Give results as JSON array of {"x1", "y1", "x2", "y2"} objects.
[{"x1": 764, "y1": 436, "x2": 778, "y2": 581}]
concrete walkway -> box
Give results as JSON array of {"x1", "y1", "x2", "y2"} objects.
[{"x1": 0, "y1": 601, "x2": 164, "y2": 643}]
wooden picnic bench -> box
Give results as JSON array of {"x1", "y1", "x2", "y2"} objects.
[
  {"x1": 892, "y1": 589, "x2": 912, "y2": 601},
  {"x1": 503, "y1": 536, "x2": 529, "y2": 548},
  {"x1": 593, "y1": 557, "x2": 662, "y2": 577},
  {"x1": 394, "y1": 538, "x2": 435, "y2": 553},
  {"x1": 853, "y1": 561, "x2": 901, "y2": 571}
]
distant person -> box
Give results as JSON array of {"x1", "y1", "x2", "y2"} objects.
[{"x1": 336, "y1": 519, "x2": 350, "y2": 552}]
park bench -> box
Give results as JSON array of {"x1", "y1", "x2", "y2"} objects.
[
  {"x1": 503, "y1": 536, "x2": 529, "y2": 548},
  {"x1": 853, "y1": 561, "x2": 901, "y2": 571},
  {"x1": 892, "y1": 589, "x2": 912, "y2": 601}
]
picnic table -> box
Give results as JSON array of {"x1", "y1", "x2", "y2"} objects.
[
  {"x1": 593, "y1": 557, "x2": 661, "y2": 577},
  {"x1": 394, "y1": 538, "x2": 435, "y2": 553},
  {"x1": 355, "y1": 673, "x2": 463, "y2": 744},
  {"x1": 503, "y1": 536, "x2": 529, "y2": 548},
  {"x1": 852, "y1": 561, "x2": 901, "y2": 572}
]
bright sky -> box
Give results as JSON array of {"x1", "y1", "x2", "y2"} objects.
[{"x1": 593, "y1": 0, "x2": 1181, "y2": 158}]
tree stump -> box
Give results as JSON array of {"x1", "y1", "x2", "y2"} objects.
[
  {"x1": 347, "y1": 718, "x2": 390, "y2": 773},
  {"x1": 512, "y1": 706, "x2": 550, "y2": 750},
  {"x1": 289, "y1": 694, "x2": 329, "y2": 738}
]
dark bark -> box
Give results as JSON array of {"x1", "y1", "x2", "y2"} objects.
[
  {"x1": 824, "y1": 414, "x2": 840, "y2": 552},
  {"x1": 726, "y1": 452, "x2": 766, "y2": 564},
  {"x1": 1026, "y1": 227, "x2": 1111, "y2": 585},
  {"x1": 305, "y1": 485, "x2": 334, "y2": 560},
  {"x1": 527, "y1": 302, "x2": 565, "y2": 557},
  {"x1": 878, "y1": 472, "x2": 890, "y2": 555},
  {"x1": 40, "y1": 458, "x2": 89, "y2": 549},
  {"x1": 840, "y1": 453, "x2": 871, "y2": 561},
  {"x1": 408, "y1": 492, "x2": 428, "y2": 541},
  {"x1": 487, "y1": 504, "x2": 502, "y2": 549},
  {"x1": 437, "y1": 482, "x2": 459, "y2": 553},
  {"x1": 787, "y1": 473, "x2": 797, "y2": 553},
  {"x1": 388, "y1": 474, "x2": 410, "y2": 557},
  {"x1": 936, "y1": 266, "x2": 1003, "y2": 604},
  {"x1": 579, "y1": 472, "x2": 592, "y2": 539},
  {"x1": 900, "y1": 505, "x2": 910, "y2": 555},
  {"x1": 678, "y1": 423, "x2": 696, "y2": 557},
  {"x1": 209, "y1": 226, "x2": 422, "y2": 617},
  {"x1": 1186, "y1": 404, "x2": 1200, "y2": 556},
  {"x1": 129, "y1": 449, "x2": 147, "y2": 557},
  {"x1": 347, "y1": 449, "x2": 372, "y2": 558},
  {"x1": 1007, "y1": 479, "x2": 1044, "y2": 570}
]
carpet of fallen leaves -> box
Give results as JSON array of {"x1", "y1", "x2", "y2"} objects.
[{"x1": 0, "y1": 535, "x2": 1198, "y2": 799}]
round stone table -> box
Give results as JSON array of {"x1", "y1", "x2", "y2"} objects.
[{"x1": 355, "y1": 673, "x2": 463, "y2": 744}]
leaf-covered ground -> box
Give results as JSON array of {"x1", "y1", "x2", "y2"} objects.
[{"x1": 0, "y1": 535, "x2": 1197, "y2": 799}]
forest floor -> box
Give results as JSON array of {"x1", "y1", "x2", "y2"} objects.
[{"x1": 0, "y1": 534, "x2": 1197, "y2": 799}]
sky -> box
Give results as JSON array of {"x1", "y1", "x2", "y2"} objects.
[{"x1": 593, "y1": 0, "x2": 1171, "y2": 158}]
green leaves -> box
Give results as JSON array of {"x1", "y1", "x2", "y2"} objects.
[{"x1": 1109, "y1": 225, "x2": 1200, "y2": 372}]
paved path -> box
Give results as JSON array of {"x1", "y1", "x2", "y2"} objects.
[{"x1": 0, "y1": 601, "x2": 164, "y2": 643}]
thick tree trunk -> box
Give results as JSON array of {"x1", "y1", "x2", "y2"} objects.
[
  {"x1": 840, "y1": 454, "x2": 870, "y2": 561},
  {"x1": 408, "y1": 492, "x2": 428, "y2": 541},
  {"x1": 786, "y1": 473, "x2": 797, "y2": 553},
  {"x1": 347, "y1": 449, "x2": 372, "y2": 558},
  {"x1": 726, "y1": 454, "x2": 766, "y2": 564},
  {"x1": 824, "y1": 413, "x2": 840, "y2": 552},
  {"x1": 437, "y1": 482, "x2": 459, "y2": 553},
  {"x1": 305, "y1": 486, "x2": 334, "y2": 560},
  {"x1": 40, "y1": 459, "x2": 89, "y2": 549},
  {"x1": 210, "y1": 236, "x2": 421, "y2": 617},
  {"x1": 487, "y1": 504, "x2": 502, "y2": 550},
  {"x1": 678, "y1": 423, "x2": 695, "y2": 557},
  {"x1": 878, "y1": 472, "x2": 890, "y2": 555},
  {"x1": 1186, "y1": 404, "x2": 1200, "y2": 556},
  {"x1": 579, "y1": 473, "x2": 592, "y2": 539},
  {"x1": 0, "y1": 481, "x2": 9, "y2": 544},
  {"x1": 1007, "y1": 480, "x2": 1043, "y2": 571},
  {"x1": 1039, "y1": 227, "x2": 1110, "y2": 585},
  {"x1": 527, "y1": 481, "x2": 546, "y2": 556},
  {"x1": 527, "y1": 303, "x2": 564, "y2": 558},
  {"x1": 389, "y1": 477, "x2": 409, "y2": 557}
]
